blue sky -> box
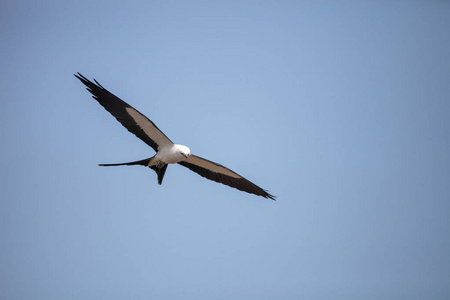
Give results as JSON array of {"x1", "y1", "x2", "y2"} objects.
[{"x1": 1, "y1": 1, "x2": 449, "y2": 299}]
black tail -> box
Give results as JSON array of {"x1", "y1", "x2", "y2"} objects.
[
  {"x1": 99, "y1": 157, "x2": 168, "y2": 185},
  {"x1": 99, "y1": 158, "x2": 151, "y2": 167},
  {"x1": 150, "y1": 164, "x2": 168, "y2": 185}
]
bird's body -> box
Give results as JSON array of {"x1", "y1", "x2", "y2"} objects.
[
  {"x1": 153, "y1": 144, "x2": 191, "y2": 165},
  {"x1": 75, "y1": 73, "x2": 275, "y2": 200}
]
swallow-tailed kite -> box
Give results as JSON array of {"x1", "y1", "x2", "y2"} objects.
[{"x1": 75, "y1": 73, "x2": 275, "y2": 200}]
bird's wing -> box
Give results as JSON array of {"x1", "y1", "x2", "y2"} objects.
[
  {"x1": 75, "y1": 73, "x2": 173, "y2": 151},
  {"x1": 178, "y1": 155, "x2": 275, "y2": 200}
]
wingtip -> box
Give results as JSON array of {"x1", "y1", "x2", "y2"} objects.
[
  {"x1": 266, "y1": 193, "x2": 276, "y2": 201},
  {"x1": 93, "y1": 78, "x2": 105, "y2": 89},
  {"x1": 74, "y1": 72, "x2": 106, "y2": 90},
  {"x1": 74, "y1": 72, "x2": 89, "y2": 85},
  {"x1": 74, "y1": 72, "x2": 84, "y2": 80}
]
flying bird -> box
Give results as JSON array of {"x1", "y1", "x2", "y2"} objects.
[{"x1": 75, "y1": 73, "x2": 275, "y2": 200}]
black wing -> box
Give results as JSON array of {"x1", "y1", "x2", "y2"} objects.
[
  {"x1": 178, "y1": 155, "x2": 275, "y2": 200},
  {"x1": 75, "y1": 73, "x2": 173, "y2": 151}
]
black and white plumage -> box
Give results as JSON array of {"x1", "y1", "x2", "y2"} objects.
[{"x1": 75, "y1": 73, "x2": 275, "y2": 200}]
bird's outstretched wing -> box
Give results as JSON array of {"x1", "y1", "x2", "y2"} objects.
[
  {"x1": 178, "y1": 155, "x2": 276, "y2": 200},
  {"x1": 75, "y1": 73, "x2": 173, "y2": 151}
]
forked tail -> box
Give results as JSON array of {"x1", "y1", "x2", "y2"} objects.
[
  {"x1": 149, "y1": 164, "x2": 168, "y2": 185},
  {"x1": 99, "y1": 158, "x2": 151, "y2": 167},
  {"x1": 99, "y1": 157, "x2": 168, "y2": 185}
]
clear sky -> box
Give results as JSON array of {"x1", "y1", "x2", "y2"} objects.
[{"x1": 1, "y1": 1, "x2": 449, "y2": 299}]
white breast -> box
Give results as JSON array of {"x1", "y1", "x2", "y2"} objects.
[{"x1": 155, "y1": 144, "x2": 190, "y2": 164}]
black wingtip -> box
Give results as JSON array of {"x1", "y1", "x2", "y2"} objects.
[
  {"x1": 265, "y1": 193, "x2": 276, "y2": 201},
  {"x1": 74, "y1": 73, "x2": 104, "y2": 89},
  {"x1": 74, "y1": 73, "x2": 91, "y2": 89},
  {"x1": 74, "y1": 72, "x2": 86, "y2": 81},
  {"x1": 93, "y1": 78, "x2": 105, "y2": 89}
]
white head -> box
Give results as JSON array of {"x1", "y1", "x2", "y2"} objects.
[{"x1": 176, "y1": 144, "x2": 191, "y2": 159}]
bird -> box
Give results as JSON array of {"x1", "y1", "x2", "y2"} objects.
[{"x1": 75, "y1": 73, "x2": 275, "y2": 200}]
